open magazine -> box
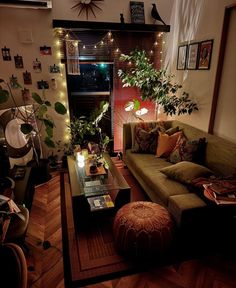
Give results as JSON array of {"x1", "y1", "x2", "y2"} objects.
[{"x1": 203, "y1": 184, "x2": 236, "y2": 205}]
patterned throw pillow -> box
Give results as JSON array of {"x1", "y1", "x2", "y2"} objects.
[
  {"x1": 156, "y1": 131, "x2": 182, "y2": 158},
  {"x1": 169, "y1": 134, "x2": 206, "y2": 164},
  {"x1": 132, "y1": 122, "x2": 165, "y2": 154}
]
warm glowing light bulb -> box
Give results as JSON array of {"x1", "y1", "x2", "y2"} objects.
[
  {"x1": 116, "y1": 48, "x2": 119, "y2": 52},
  {"x1": 128, "y1": 61, "x2": 132, "y2": 66},
  {"x1": 56, "y1": 40, "x2": 60, "y2": 46},
  {"x1": 150, "y1": 50, "x2": 153, "y2": 54},
  {"x1": 110, "y1": 38, "x2": 114, "y2": 43},
  {"x1": 108, "y1": 32, "x2": 112, "y2": 37},
  {"x1": 94, "y1": 45, "x2": 97, "y2": 49},
  {"x1": 101, "y1": 40, "x2": 104, "y2": 45},
  {"x1": 154, "y1": 41, "x2": 158, "y2": 46},
  {"x1": 162, "y1": 41, "x2": 165, "y2": 44},
  {"x1": 83, "y1": 45, "x2": 86, "y2": 49},
  {"x1": 57, "y1": 51, "x2": 61, "y2": 58}
]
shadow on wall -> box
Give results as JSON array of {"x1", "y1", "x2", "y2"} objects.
[{"x1": 164, "y1": 0, "x2": 204, "y2": 73}]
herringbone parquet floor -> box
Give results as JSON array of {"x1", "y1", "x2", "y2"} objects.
[{"x1": 25, "y1": 165, "x2": 236, "y2": 288}]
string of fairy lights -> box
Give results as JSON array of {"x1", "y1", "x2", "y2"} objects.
[{"x1": 53, "y1": 28, "x2": 166, "y2": 142}]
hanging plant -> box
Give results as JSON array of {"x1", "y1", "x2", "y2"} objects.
[{"x1": 118, "y1": 49, "x2": 198, "y2": 116}]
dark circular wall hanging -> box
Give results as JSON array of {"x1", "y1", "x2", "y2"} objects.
[{"x1": 71, "y1": 0, "x2": 104, "y2": 19}]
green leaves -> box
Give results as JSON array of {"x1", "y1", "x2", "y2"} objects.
[
  {"x1": 55, "y1": 102, "x2": 67, "y2": 115},
  {"x1": 32, "y1": 92, "x2": 44, "y2": 105},
  {"x1": 118, "y1": 49, "x2": 198, "y2": 116},
  {"x1": 0, "y1": 87, "x2": 9, "y2": 103}
]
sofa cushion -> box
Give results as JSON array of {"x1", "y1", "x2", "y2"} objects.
[
  {"x1": 169, "y1": 134, "x2": 199, "y2": 164},
  {"x1": 156, "y1": 131, "x2": 182, "y2": 158},
  {"x1": 125, "y1": 149, "x2": 189, "y2": 205},
  {"x1": 165, "y1": 126, "x2": 181, "y2": 136},
  {"x1": 132, "y1": 125, "x2": 159, "y2": 154},
  {"x1": 160, "y1": 161, "x2": 213, "y2": 184}
]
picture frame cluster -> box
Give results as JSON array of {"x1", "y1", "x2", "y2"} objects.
[{"x1": 177, "y1": 39, "x2": 213, "y2": 70}]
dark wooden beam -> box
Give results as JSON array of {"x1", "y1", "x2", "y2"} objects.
[{"x1": 52, "y1": 19, "x2": 170, "y2": 33}]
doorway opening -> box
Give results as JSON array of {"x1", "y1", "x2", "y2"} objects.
[{"x1": 66, "y1": 62, "x2": 113, "y2": 143}]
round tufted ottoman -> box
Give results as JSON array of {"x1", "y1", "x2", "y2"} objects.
[{"x1": 113, "y1": 201, "x2": 174, "y2": 258}]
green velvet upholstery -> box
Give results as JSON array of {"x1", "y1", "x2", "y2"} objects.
[{"x1": 123, "y1": 120, "x2": 236, "y2": 227}]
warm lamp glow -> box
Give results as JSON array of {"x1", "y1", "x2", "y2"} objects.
[
  {"x1": 124, "y1": 101, "x2": 134, "y2": 111},
  {"x1": 136, "y1": 108, "x2": 148, "y2": 116}
]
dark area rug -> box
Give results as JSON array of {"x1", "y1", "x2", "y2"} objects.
[{"x1": 60, "y1": 157, "x2": 152, "y2": 287}]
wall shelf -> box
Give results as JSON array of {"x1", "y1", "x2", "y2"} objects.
[{"x1": 52, "y1": 19, "x2": 170, "y2": 33}]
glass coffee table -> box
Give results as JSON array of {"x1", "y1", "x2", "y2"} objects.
[{"x1": 67, "y1": 153, "x2": 130, "y2": 222}]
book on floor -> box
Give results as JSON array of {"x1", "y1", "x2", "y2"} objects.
[{"x1": 87, "y1": 194, "x2": 114, "y2": 211}]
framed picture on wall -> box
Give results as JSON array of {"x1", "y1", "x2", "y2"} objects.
[
  {"x1": 130, "y1": 1, "x2": 145, "y2": 24},
  {"x1": 177, "y1": 44, "x2": 188, "y2": 70},
  {"x1": 187, "y1": 42, "x2": 199, "y2": 70},
  {"x1": 198, "y1": 39, "x2": 213, "y2": 70}
]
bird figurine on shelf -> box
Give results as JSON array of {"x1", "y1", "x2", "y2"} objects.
[{"x1": 151, "y1": 3, "x2": 166, "y2": 25}]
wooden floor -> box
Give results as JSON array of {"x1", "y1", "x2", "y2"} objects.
[{"x1": 25, "y1": 166, "x2": 236, "y2": 288}]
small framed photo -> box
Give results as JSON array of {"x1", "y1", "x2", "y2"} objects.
[
  {"x1": 37, "y1": 80, "x2": 49, "y2": 90},
  {"x1": 40, "y1": 46, "x2": 52, "y2": 55},
  {"x1": 14, "y1": 55, "x2": 24, "y2": 69},
  {"x1": 33, "y1": 59, "x2": 42, "y2": 73},
  {"x1": 49, "y1": 64, "x2": 60, "y2": 73},
  {"x1": 130, "y1": 1, "x2": 145, "y2": 24},
  {"x1": 198, "y1": 39, "x2": 213, "y2": 70},
  {"x1": 187, "y1": 42, "x2": 199, "y2": 70},
  {"x1": 23, "y1": 71, "x2": 32, "y2": 85},
  {"x1": 177, "y1": 44, "x2": 188, "y2": 70}
]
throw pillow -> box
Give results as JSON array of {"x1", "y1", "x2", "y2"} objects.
[
  {"x1": 131, "y1": 122, "x2": 166, "y2": 154},
  {"x1": 169, "y1": 134, "x2": 199, "y2": 164},
  {"x1": 156, "y1": 131, "x2": 182, "y2": 158},
  {"x1": 165, "y1": 126, "x2": 180, "y2": 136},
  {"x1": 160, "y1": 161, "x2": 213, "y2": 184},
  {"x1": 132, "y1": 125, "x2": 158, "y2": 153}
]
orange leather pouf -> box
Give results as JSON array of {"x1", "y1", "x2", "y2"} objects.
[{"x1": 113, "y1": 201, "x2": 174, "y2": 258}]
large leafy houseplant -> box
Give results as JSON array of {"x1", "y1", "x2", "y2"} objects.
[
  {"x1": 0, "y1": 79, "x2": 67, "y2": 163},
  {"x1": 118, "y1": 50, "x2": 198, "y2": 116},
  {"x1": 66, "y1": 100, "x2": 110, "y2": 154}
]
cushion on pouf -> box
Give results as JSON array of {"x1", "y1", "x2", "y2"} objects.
[{"x1": 113, "y1": 201, "x2": 174, "y2": 258}]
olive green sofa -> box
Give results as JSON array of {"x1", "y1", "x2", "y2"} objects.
[{"x1": 123, "y1": 120, "x2": 236, "y2": 229}]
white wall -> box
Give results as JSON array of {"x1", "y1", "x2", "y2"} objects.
[
  {"x1": 213, "y1": 7, "x2": 236, "y2": 143},
  {"x1": 165, "y1": 0, "x2": 236, "y2": 142},
  {"x1": 0, "y1": 0, "x2": 174, "y2": 157},
  {"x1": 1, "y1": 0, "x2": 235, "y2": 159}
]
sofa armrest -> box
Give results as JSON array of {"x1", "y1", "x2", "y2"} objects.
[
  {"x1": 123, "y1": 123, "x2": 132, "y2": 155},
  {"x1": 168, "y1": 193, "x2": 207, "y2": 227}
]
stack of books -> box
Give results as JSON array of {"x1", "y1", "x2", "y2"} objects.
[
  {"x1": 203, "y1": 183, "x2": 236, "y2": 205},
  {"x1": 87, "y1": 194, "x2": 114, "y2": 212}
]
